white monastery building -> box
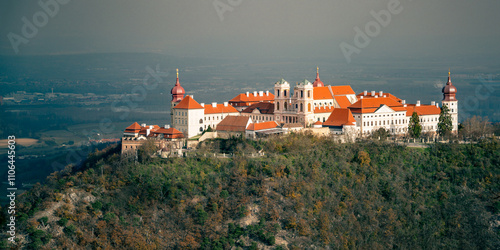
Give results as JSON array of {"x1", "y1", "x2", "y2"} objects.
[{"x1": 124, "y1": 67, "x2": 458, "y2": 142}]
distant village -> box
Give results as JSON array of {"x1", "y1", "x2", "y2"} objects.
[{"x1": 121, "y1": 68, "x2": 458, "y2": 156}]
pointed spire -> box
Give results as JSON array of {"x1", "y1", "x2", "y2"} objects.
[
  {"x1": 175, "y1": 68, "x2": 180, "y2": 85},
  {"x1": 447, "y1": 69, "x2": 452, "y2": 85}
]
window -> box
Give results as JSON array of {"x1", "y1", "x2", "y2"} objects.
[
  {"x1": 308, "y1": 103, "x2": 312, "y2": 112},
  {"x1": 277, "y1": 90, "x2": 280, "y2": 97},
  {"x1": 300, "y1": 103, "x2": 303, "y2": 112},
  {"x1": 284, "y1": 90, "x2": 287, "y2": 97},
  {"x1": 277, "y1": 102, "x2": 280, "y2": 110},
  {"x1": 284, "y1": 102, "x2": 288, "y2": 111},
  {"x1": 199, "y1": 119, "x2": 203, "y2": 124},
  {"x1": 308, "y1": 90, "x2": 311, "y2": 98},
  {"x1": 200, "y1": 127, "x2": 203, "y2": 132},
  {"x1": 301, "y1": 90, "x2": 303, "y2": 98}
]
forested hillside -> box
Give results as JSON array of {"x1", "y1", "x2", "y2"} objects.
[{"x1": 2, "y1": 134, "x2": 499, "y2": 249}]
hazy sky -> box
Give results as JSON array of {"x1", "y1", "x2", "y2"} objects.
[{"x1": 1, "y1": 0, "x2": 499, "y2": 61}]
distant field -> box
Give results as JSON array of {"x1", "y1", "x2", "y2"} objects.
[{"x1": 0, "y1": 138, "x2": 39, "y2": 147}]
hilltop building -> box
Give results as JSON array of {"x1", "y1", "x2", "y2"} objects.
[{"x1": 121, "y1": 67, "x2": 458, "y2": 153}]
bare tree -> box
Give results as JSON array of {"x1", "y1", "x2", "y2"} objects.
[{"x1": 460, "y1": 116, "x2": 493, "y2": 141}]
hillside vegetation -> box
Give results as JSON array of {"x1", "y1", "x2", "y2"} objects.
[{"x1": 2, "y1": 133, "x2": 499, "y2": 249}]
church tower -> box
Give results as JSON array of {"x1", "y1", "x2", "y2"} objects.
[
  {"x1": 274, "y1": 78, "x2": 290, "y2": 124},
  {"x1": 294, "y1": 79, "x2": 314, "y2": 126},
  {"x1": 171, "y1": 69, "x2": 185, "y2": 127},
  {"x1": 312, "y1": 67, "x2": 324, "y2": 87},
  {"x1": 441, "y1": 70, "x2": 458, "y2": 132}
]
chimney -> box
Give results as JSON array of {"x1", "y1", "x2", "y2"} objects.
[
  {"x1": 164, "y1": 125, "x2": 170, "y2": 129},
  {"x1": 374, "y1": 95, "x2": 378, "y2": 98},
  {"x1": 360, "y1": 96, "x2": 363, "y2": 99},
  {"x1": 212, "y1": 102, "x2": 217, "y2": 108},
  {"x1": 371, "y1": 90, "x2": 375, "y2": 96},
  {"x1": 436, "y1": 103, "x2": 439, "y2": 108},
  {"x1": 141, "y1": 123, "x2": 146, "y2": 127},
  {"x1": 259, "y1": 91, "x2": 263, "y2": 96},
  {"x1": 253, "y1": 91, "x2": 257, "y2": 96},
  {"x1": 224, "y1": 102, "x2": 228, "y2": 107},
  {"x1": 402, "y1": 100, "x2": 406, "y2": 104},
  {"x1": 364, "y1": 90, "x2": 367, "y2": 96},
  {"x1": 146, "y1": 128, "x2": 151, "y2": 136},
  {"x1": 266, "y1": 90, "x2": 269, "y2": 96},
  {"x1": 416, "y1": 100, "x2": 421, "y2": 106},
  {"x1": 379, "y1": 91, "x2": 383, "y2": 96},
  {"x1": 431, "y1": 101, "x2": 435, "y2": 106},
  {"x1": 404, "y1": 104, "x2": 407, "y2": 107},
  {"x1": 383, "y1": 95, "x2": 386, "y2": 98},
  {"x1": 200, "y1": 103, "x2": 205, "y2": 106},
  {"x1": 246, "y1": 92, "x2": 249, "y2": 97},
  {"x1": 149, "y1": 125, "x2": 153, "y2": 129}
]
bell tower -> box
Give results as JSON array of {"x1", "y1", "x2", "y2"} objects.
[
  {"x1": 170, "y1": 69, "x2": 185, "y2": 126},
  {"x1": 441, "y1": 70, "x2": 458, "y2": 132}
]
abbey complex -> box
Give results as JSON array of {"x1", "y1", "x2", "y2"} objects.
[{"x1": 122, "y1": 68, "x2": 458, "y2": 153}]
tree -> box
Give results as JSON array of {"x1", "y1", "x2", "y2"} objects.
[
  {"x1": 371, "y1": 128, "x2": 389, "y2": 141},
  {"x1": 408, "y1": 112, "x2": 422, "y2": 138},
  {"x1": 460, "y1": 116, "x2": 492, "y2": 141},
  {"x1": 437, "y1": 105, "x2": 453, "y2": 137}
]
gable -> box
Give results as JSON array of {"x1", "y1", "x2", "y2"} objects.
[{"x1": 374, "y1": 105, "x2": 396, "y2": 114}]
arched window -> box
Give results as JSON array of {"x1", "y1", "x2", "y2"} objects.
[
  {"x1": 284, "y1": 102, "x2": 288, "y2": 111},
  {"x1": 301, "y1": 90, "x2": 303, "y2": 98},
  {"x1": 284, "y1": 90, "x2": 287, "y2": 97},
  {"x1": 277, "y1": 102, "x2": 280, "y2": 110},
  {"x1": 199, "y1": 127, "x2": 203, "y2": 132},
  {"x1": 300, "y1": 103, "x2": 303, "y2": 112},
  {"x1": 199, "y1": 119, "x2": 203, "y2": 124},
  {"x1": 277, "y1": 90, "x2": 280, "y2": 97},
  {"x1": 308, "y1": 90, "x2": 311, "y2": 98},
  {"x1": 308, "y1": 103, "x2": 311, "y2": 112}
]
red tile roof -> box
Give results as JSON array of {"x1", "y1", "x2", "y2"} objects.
[
  {"x1": 125, "y1": 122, "x2": 141, "y2": 132},
  {"x1": 149, "y1": 127, "x2": 184, "y2": 139},
  {"x1": 313, "y1": 87, "x2": 333, "y2": 100},
  {"x1": 313, "y1": 85, "x2": 355, "y2": 100},
  {"x1": 246, "y1": 121, "x2": 279, "y2": 131},
  {"x1": 204, "y1": 103, "x2": 239, "y2": 114},
  {"x1": 314, "y1": 106, "x2": 334, "y2": 113},
  {"x1": 313, "y1": 121, "x2": 323, "y2": 125},
  {"x1": 139, "y1": 125, "x2": 160, "y2": 135},
  {"x1": 241, "y1": 102, "x2": 274, "y2": 114},
  {"x1": 229, "y1": 92, "x2": 274, "y2": 105},
  {"x1": 324, "y1": 108, "x2": 356, "y2": 127},
  {"x1": 356, "y1": 92, "x2": 402, "y2": 103},
  {"x1": 216, "y1": 116, "x2": 251, "y2": 132},
  {"x1": 405, "y1": 104, "x2": 441, "y2": 116},
  {"x1": 334, "y1": 95, "x2": 352, "y2": 108},
  {"x1": 173, "y1": 95, "x2": 204, "y2": 109},
  {"x1": 331, "y1": 85, "x2": 356, "y2": 95},
  {"x1": 348, "y1": 97, "x2": 407, "y2": 113}
]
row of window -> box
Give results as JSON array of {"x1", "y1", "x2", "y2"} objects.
[
  {"x1": 276, "y1": 102, "x2": 312, "y2": 112},
  {"x1": 176, "y1": 111, "x2": 187, "y2": 116},
  {"x1": 363, "y1": 113, "x2": 405, "y2": 118},
  {"x1": 364, "y1": 119, "x2": 407, "y2": 127},
  {"x1": 251, "y1": 115, "x2": 271, "y2": 121}
]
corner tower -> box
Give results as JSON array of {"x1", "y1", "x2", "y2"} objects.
[
  {"x1": 170, "y1": 69, "x2": 185, "y2": 124},
  {"x1": 441, "y1": 70, "x2": 458, "y2": 132}
]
